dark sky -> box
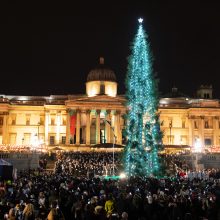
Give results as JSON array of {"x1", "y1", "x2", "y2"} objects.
[{"x1": 1, "y1": 1, "x2": 220, "y2": 98}]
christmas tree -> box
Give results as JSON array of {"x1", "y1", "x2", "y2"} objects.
[{"x1": 124, "y1": 18, "x2": 163, "y2": 177}]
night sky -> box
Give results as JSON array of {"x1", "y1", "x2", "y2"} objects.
[{"x1": 1, "y1": 2, "x2": 220, "y2": 98}]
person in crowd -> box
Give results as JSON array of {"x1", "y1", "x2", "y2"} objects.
[
  {"x1": 121, "y1": 212, "x2": 128, "y2": 220},
  {"x1": 105, "y1": 193, "x2": 115, "y2": 218},
  {"x1": 0, "y1": 151, "x2": 220, "y2": 220},
  {"x1": 47, "y1": 200, "x2": 65, "y2": 220},
  {"x1": 23, "y1": 200, "x2": 35, "y2": 220},
  {"x1": 6, "y1": 207, "x2": 16, "y2": 220}
]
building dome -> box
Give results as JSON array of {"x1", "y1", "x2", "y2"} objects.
[
  {"x1": 87, "y1": 57, "x2": 117, "y2": 82},
  {"x1": 86, "y1": 57, "x2": 117, "y2": 97}
]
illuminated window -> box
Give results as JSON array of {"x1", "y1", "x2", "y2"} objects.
[
  {"x1": 50, "y1": 136, "x2": 55, "y2": 145},
  {"x1": 205, "y1": 121, "x2": 209, "y2": 128},
  {"x1": 204, "y1": 138, "x2": 212, "y2": 145},
  {"x1": 51, "y1": 118, "x2": 55, "y2": 125},
  {"x1": 61, "y1": 136, "x2": 66, "y2": 144},
  {"x1": 167, "y1": 135, "x2": 174, "y2": 144}
]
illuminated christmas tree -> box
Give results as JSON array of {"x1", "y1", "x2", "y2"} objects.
[{"x1": 124, "y1": 18, "x2": 163, "y2": 177}]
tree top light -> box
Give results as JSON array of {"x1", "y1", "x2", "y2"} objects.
[{"x1": 138, "y1": 18, "x2": 143, "y2": 23}]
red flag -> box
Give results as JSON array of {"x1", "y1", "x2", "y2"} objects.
[{"x1": 70, "y1": 114, "x2": 76, "y2": 136}]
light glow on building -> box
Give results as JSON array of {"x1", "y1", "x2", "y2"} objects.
[{"x1": 193, "y1": 138, "x2": 203, "y2": 153}]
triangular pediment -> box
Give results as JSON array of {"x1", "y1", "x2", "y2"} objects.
[{"x1": 67, "y1": 95, "x2": 125, "y2": 103}]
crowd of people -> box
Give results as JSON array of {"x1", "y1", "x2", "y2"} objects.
[
  {"x1": 0, "y1": 152, "x2": 219, "y2": 220},
  {"x1": 0, "y1": 144, "x2": 47, "y2": 153},
  {"x1": 54, "y1": 152, "x2": 122, "y2": 177}
]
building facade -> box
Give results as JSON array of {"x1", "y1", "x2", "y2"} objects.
[{"x1": 0, "y1": 58, "x2": 220, "y2": 150}]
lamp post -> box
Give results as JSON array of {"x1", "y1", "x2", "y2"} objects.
[
  {"x1": 193, "y1": 138, "x2": 203, "y2": 171},
  {"x1": 37, "y1": 122, "x2": 40, "y2": 144},
  {"x1": 104, "y1": 119, "x2": 117, "y2": 176},
  {"x1": 169, "y1": 120, "x2": 172, "y2": 145}
]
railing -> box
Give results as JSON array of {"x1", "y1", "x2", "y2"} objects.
[{"x1": 204, "y1": 145, "x2": 220, "y2": 153}]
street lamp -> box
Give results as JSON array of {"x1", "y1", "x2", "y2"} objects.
[
  {"x1": 193, "y1": 138, "x2": 202, "y2": 153},
  {"x1": 36, "y1": 122, "x2": 40, "y2": 145},
  {"x1": 193, "y1": 138, "x2": 203, "y2": 171},
  {"x1": 169, "y1": 120, "x2": 172, "y2": 145},
  {"x1": 104, "y1": 119, "x2": 117, "y2": 176}
]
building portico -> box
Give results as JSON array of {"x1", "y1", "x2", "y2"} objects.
[{"x1": 65, "y1": 94, "x2": 125, "y2": 146}]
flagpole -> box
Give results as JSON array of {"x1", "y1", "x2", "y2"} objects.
[
  {"x1": 104, "y1": 119, "x2": 116, "y2": 176},
  {"x1": 113, "y1": 132, "x2": 116, "y2": 176}
]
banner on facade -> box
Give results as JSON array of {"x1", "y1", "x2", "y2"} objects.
[{"x1": 70, "y1": 111, "x2": 76, "y2": 136}]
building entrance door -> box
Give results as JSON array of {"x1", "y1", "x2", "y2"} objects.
[{"x1": 100, "y1": 129, "x2": 105, "y2": 143}]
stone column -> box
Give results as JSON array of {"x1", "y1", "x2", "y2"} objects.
[
  {"x1": 45, "y1": 111, "x2": 49, "y2": 145},
  {"x1": 105, "y1": 110, "x2": 111, "y2": 143},
  {"x1": 199, "y1": 116, "x2": 204, "y2": 147},
  {"x1": 86, "y1": 110, "x2": 91, "y2": 145},
  {"x1": 76, "y1": 109, "x2": 81, "y2": 145},
  {"x1": 56, "y1": 111, "x2": 61, "y2": 145},
  {"x1": 96, "y1": 109, "x2": 101, "y2": 144},
  {"x1": 2, "y1": 112, "x2": 9, "y2": 144},
  {"x1": 213, "y1": 116, "x2": 218, "y2": 146},
  {"x1": 65, "y1": 109, "x2": 70, "y2": 145},
  {"x1": 111, "y1": 111, "x2": 116, "y2": 143},
  {"x1": 112, "y1": 111, "x2": 117, "y2": 143},
  {"x1": 188, "y1": 116, "x2": 193, "y2": 146},
  {"x1": 116, "y1": 110, "x2": 122, "y2": 145}
]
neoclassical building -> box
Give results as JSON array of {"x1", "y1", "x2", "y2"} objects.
[{"x1": 0, "y1": 58, "x2": 220, "y2": 151}]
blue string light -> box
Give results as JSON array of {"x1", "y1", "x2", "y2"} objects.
[{"x1": 123, "y1": 19, "x2": 163, "y2": 177}]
